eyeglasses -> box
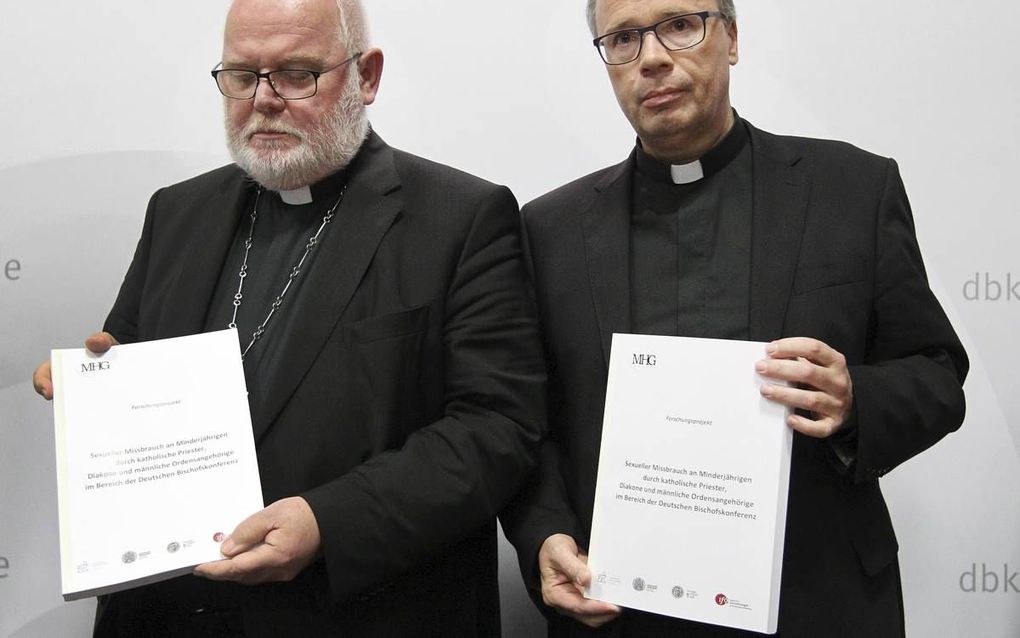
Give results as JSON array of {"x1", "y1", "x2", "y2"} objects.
[
  {"x1": 593, "y1": 11, "x2": 724, "y2": 65},
  {"x1": 211, "y1": 53, "x2": 362, "y2": 100}
]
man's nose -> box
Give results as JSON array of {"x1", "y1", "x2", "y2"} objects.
[
  {"x1": 638, "y1": 31, "x2": 673, "y2": 70},
  {"x1": 252, "y1": 76, "x2": 286, "y2": 113}
]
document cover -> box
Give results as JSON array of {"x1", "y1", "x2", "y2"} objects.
[
  {"x1": 51, "y1": 330, "x2": 263, "y2": 600},
  {"x1": 586, "y1": 334, "x2": 793, "y2": 633}
]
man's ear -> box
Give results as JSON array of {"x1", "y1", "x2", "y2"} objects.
[
  {"x1": 728, "y1": 20, "x2": 739, "y2": 65},
  {"x1": 357, "y1": 47, "x2": 384, "y2": 105}
]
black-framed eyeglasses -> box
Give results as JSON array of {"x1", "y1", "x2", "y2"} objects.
[
  {"x1": 593, "y1": 11, "x2": 724, "y2": 65},
  {"x1": 211, "y1": 53, "x2": 362, "y2": 100}
]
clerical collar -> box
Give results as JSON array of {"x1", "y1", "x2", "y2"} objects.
[
  {"x1": 277, "y1": 186, "x2": 313, "y2": 205},
  {"x1": 268, "y1": 166, "x2": 350, "y2": 207},
  {"x1": 634, "y1": 116, "x2": 749, "y2": 185}
]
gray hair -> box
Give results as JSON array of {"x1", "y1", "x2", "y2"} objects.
[
  {"x1": 585, "y1": 1, "x2": 736, "y2": 36},
  {"x1": 335, "y1": 0, "x2": 370, "y2": 53},
  {"x1": 228, "y1": 1, "x2": 369, "y2": 51}
]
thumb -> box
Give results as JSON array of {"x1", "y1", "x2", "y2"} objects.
[
  {"x1": 85, "y1": 332, "x2": 119, "y2": 354},
  {"x1": 549, "y1": 541, "x2": 590, "y2": 587},
  {"x1": 221, "y1": 509, "x2": 272, "y2": 557},
  {"x1": 572, "y1": 560, "x2": 593, "y2": 588},
  {"x1": 33, "y1": 360, "x2": 54, "y2": 400}
]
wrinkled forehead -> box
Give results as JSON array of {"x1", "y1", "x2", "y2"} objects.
[
  {"x1": 596, "y1": 0, "x2": 718, "y2": 33},
  {"x1": 223, "y1": 0, "x2": 344, "y2": 65}
]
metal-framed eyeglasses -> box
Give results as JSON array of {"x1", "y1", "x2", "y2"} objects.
[
  {"x1": 593, "y1": 11, "x2": 725, "y2": 65},
  {"x1": 211, "y1": 53, "x2": 362, "y2": 100}
]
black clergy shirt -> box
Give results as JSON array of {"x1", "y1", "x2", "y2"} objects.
[
  {"x1": 629, "y1": 118, "x2": 753, "y2": 339},
  {"x1": 206, "y1": 168, "x2": 349, "y2": 420}
]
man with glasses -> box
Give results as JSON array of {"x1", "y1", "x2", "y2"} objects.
[
  {"x1": 32, "y1": 0, "x2": 546, "y2": 635},
  {"x1": 501, "y1": 1, "x2": 967, "y2": 636}
]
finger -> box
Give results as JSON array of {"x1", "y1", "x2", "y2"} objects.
[
  {"x1": 194, "y1": 557, "x2": 257, "y2": 584},
  {"x1": 759, "y1": 383, "x2": 842, "y2": 417},
  {"x1": 548, "y1": 543, "x2": 590, "y2": 587},
  {"x1": 194, "y1": 543, "x2": 277, "y2": 584},
  {"x1": 757, "y1": 358, "x2": 849, "y2": 399},
  {"x1": 766, "y1": 338, "x2": 841, "y2": 367},
  {"x1": 574, "y1": 599, "x2": 622, "y2": 618},
  {"x1": 786, "y1": 412, "x2": 842, "y2": 438},
  {"x1": 84, "y1": 332, "x2": 119, "y2": 355},
  {"x1": 544, "y1": 584, "x2": 622, "y2": 618},
  {"x1": 193, "y1": 557, "x2": 240, "y2": 581},
  {"x1": 757, "y1": 357, "x2": 822, "y2": 386},
  {"x1": 221, "y1": 509, "x2": 273, "y2": 556},
  {"x1": 33, "y1": 361, "x2": 53, "y2": 400},
  {"x1": 577, "y1": 610, "x2": 624, "y2": 629}
]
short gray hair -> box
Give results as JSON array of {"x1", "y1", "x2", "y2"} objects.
[
  {"x1": 586, "y1": 0, "x2": 736, "y2": 36},
  {"x1": 336, "y1": 0, "x2": 369, "y2": 52},
  {"x1": 227, "y1": 0, "x2": 370, "y2": 52}
]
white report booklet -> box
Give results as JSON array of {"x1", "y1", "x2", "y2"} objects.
[
  {"x1": 51, "y1": 329, "x2": 263, "y2": 601},
  {"x1": 586, "y1": 334, "x2": 793, "y2": 634}
]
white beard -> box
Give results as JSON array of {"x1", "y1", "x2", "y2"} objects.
[{"x1": 225, "y1": 69, "x2": 369, "y2": 191}]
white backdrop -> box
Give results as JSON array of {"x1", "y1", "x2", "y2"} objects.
[{"x1": 1, "y1": 2, "x2": 1017, "y2": 636}]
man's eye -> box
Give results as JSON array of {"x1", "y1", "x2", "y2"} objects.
[
  {"x1": 273, "y1": 71, "x2": 315, "y2": 87},
  {"x1": 223, "y1": 71, "x2": 257, "y2": 87},
  {"x1": 610, "y1": 31, "x2": 638, "y2": 48},
  {"x1": 665, "y1": 16, "x2": 696, "y2": 33}
]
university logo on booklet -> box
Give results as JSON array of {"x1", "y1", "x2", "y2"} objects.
[{"x1": 715, "y1": 593, "x2": 728, "y2": 606}]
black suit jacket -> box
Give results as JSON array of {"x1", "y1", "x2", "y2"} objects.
[
  {"x1": 96, "y1": 132, "x2": 546, "y2": 637},
  {"x1": 501, "y1": 121, "x2": 967, "y2": 637}
]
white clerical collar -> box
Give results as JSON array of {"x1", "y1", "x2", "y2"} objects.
[
  {"x1": 670, "y1": 160, "x2": 705, "y2": 185},
  {"x1": 277, "y1": 185, "x2": 313, "y2": 205}
]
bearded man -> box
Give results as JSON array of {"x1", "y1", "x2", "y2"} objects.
[{"x1": 32, "y1": 0, "x2": 546, "y2": 635}]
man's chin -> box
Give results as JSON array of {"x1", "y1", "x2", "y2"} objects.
[
  {"x1": 247, "y1": 138, "x2": 300, "y2": 153},
  {"x1": 241, "y1": 158, "x2": 329, "y2": 191},
  {"x1": 246, "y1": 147, "x2": 305, "y2": 171}
]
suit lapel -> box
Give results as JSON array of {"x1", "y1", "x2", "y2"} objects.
[
  {"x1": 747, "y1": 123, "x2": 811, "y2": 341},
  {"x1": 253, "y1": 133, "x2": 402, "y2": 441},
  {"x1": 582, "y1": 156, "x2": 633, "y2": 367},
  {"x1": 158, "y1": 171, "x2": 251, "y2": 339}
]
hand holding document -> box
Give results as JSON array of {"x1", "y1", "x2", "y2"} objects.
[
  {"x1": 585, "y1": 334, "x2": 792, "y2": 634},
  {"x1": 51, "y1": 329, "x2": 263, "y2": 601}
]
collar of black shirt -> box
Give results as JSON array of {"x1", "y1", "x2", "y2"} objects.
[{"x1": 634, "y1": 111, "x2": 749, "y2": 185}]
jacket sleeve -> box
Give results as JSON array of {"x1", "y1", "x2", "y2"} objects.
[
  {"x1": 499, "y1": 440, "x2": 582, "y2": 601},
  {"x1": 103, "y1": 189, "x2": 162, "y2": 345},
  {"x1": 846, "y1": 159, "x2": 968, "y2": 483},
  {"x1": 300, "y1": 185, "x2": 549, "y2": 602},
  {"x1": 499, "y1": 206, "x2": 584, "y2": 602}
]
